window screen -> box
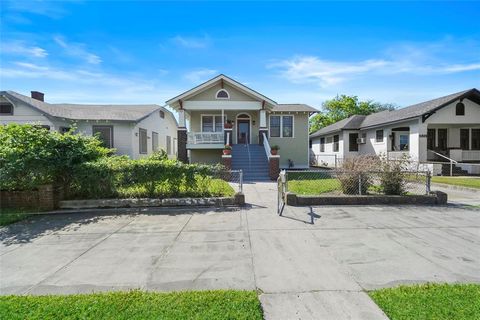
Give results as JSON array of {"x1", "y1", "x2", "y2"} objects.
[
  {"x1": 93, "y1": 126, "x2": 113, "y2": 148},
  {"x1": 139, "y1": 128, "x2": 147, "y2": 154},
  {"x1": 270, "y1": 116, "x2": 280, "y2": 137},
  {"x1": 282, "y1": 116, "x2": 293, "y2": 137},
  {"x1": 152, "y1": 132, "x2": 159, "y2": 151}
]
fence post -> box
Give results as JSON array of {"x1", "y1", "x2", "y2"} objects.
[
  {"x1": 239, "y1": 170, "x2": 243, "y2": 193},
  {"x1": 426, "y1": 170, "x2": 431, "y2": 194},
  {"x1": 450, "y1": 160, "x2": 453, "y2": 177},
  {"x1": 358, "y1": 174, "x2": 362, "y2": 195}
]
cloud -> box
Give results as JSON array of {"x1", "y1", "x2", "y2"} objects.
[
  {"x1": 1, "y1": 41, "x2": 48, "y2": 58},
  {"x1": 270, "y1": 41, "x2": 480, "y2": 87},
  {"x1": 54, "y1": 35, "x2": 102, "y2": 64},
  {"x1": 183, "y1": 69, "x2": 217, "y2": 82},
  {"x1": 4, "y1": 0, "x2": 69, "y2": 19},
  {"x1": 171, "y1": 35, "x2": 211, "y2": 49}
]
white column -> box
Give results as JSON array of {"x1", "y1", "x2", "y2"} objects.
[
  {"x1": 178, "y1": 110, "x2": 186, "y2": 128},
  {"x1": 260, "y1": 110, "x2": 267, "y2": 128},
  {"x1": 221, "y1": 109, "x2": 225, "y2": 132}
]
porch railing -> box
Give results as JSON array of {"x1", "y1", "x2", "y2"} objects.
[
  {"x1": 462, "y1": 150, "x2": 480, "y2": 161},
  {"x1": 187, "y1": 132, "x2": 224, "y2": 144},
  {"x1": 427, "y1": 149, "x2": 457, "y2": 176},
  {"x1": 262, "y1": 132, "x2": 271, "y2": 157}
]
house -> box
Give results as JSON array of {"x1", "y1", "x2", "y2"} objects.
[
  {"x1": 166, "y1": 74, "x2": 317, "y2": 180},
  {"x1": 310, "y1": 88, "x2": 480, "y2": 175},
  {"x1": 0, "y1": 90, "x2": 178, "y2": 159}
]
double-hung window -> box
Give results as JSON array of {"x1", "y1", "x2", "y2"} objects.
[
  {"x1": 152, "y1": 132, "x2": 159, "y2": 152},
  {"x1": 333, "y1": 135, "x2": 339, "y2": 152},
  {"x1": 93, "y1": 126, "x2": 113, "y2": 148},
  {"x1": 202, "y1": 115, "x2": 224, "y2": 132},
  {"x1": 269, "y1": 115, "x2": 293, "y2": 138},
  {"x1": 139, "y1": 128, "x2": 147, "y2": 154},
  {"x1": 320, "y1": 137, "x2": 325, "y2": 152}
]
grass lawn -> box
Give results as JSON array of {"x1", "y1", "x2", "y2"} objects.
[
  {"x1": 288, "y1": 178, "x2": 341, "y2": 195},
  {"x1": 431, "y1": 176, "x2": 480, "y2": 189},
  {"x1": 369, "y1": 283, "x2": 480, "y2": 320},
  {"x1": 0, "y1": 208, "x2": 32, "y2": 226},
  {"x1": 0, "y1": 290, "x2": 263, "y2": 320}
]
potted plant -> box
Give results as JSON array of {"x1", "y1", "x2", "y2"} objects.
[
  {"x1": 271, "y1": 145, "x2": 280, "y2": 155},
  {"x1": 224, "y1": 120, "x2": 233, "y2": 129},
  {"x1": 223, "y1": 144, "x2": 232, "y2": 155}
]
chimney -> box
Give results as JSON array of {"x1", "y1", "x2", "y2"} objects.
[{"x1": 31, "y1": 91, "x2": 45, "y2": 102}]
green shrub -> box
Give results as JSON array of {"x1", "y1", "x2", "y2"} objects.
[
  {"x1": 378, "y1": 153, "x2": 411, "y2": 195},
  {"x1": 0, "y1": 124, "x2": 111, "y2": 191},
  {"x1": 336, "y1": 155, "x2": 378, "y2": 195}
]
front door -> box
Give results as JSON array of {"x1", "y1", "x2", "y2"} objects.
[
  {"x1": 237, "y1": 120, "x2": 250, "y2": 144},
  {"x1": 438, "y1": 128, "x2": 448, "y2": 152}
]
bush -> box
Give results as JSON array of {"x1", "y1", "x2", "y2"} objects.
[
  {"x1": 378, "y1": 153, "x2": 411, "y2": 195},
  {"x1": 336, "y1": 155, "x2": 378, "y2": 194},
  {"x1": 68, "y1": 157, "x2": 231, "y2": 199},
  {"x1": 0, "y1": 124, "x2": 111, "y2": 191}
]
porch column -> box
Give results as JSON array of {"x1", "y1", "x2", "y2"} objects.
[
  {"x1": 177, "y1": 110, "x2": 188, "y2": 163},
  {"x1": 417, "y1": 121, "x2": 428, "y2": 162},
  {"x1": 259, "y1": 109, "x2": 268, "y2": 145},
  {"x1": 269, "y1": 155, "x2": 280, "y2": 180}
]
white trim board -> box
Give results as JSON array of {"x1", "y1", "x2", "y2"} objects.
[{"x1": 183, "y1": 101, "x2": 262, "y2": 110}]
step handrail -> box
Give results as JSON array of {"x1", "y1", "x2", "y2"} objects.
[
  {"x1": 427, "y1": 149, "x2": 457, "y2": 176},
  {"x1": 262, "y1": 132, "x2": 271, "y2": 158}
]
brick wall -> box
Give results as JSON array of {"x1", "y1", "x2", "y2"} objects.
[
  {"x1": 269, "y1": 156, "x2": 280, "y2": 180},
  {"x1": 0, "y1": 185, "x2": 61, "y2": 211},
  {"x1": 177, "y1": 129, "x2": 188, "y2": 163}
]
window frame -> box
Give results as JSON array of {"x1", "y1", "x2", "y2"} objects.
[
  {"x1": 269, "y1": 115, "x2": 281, "y2": 137},
  {"x1": 152, "y1": 131, "x2": 159, "y2": 152},
  {"x1": 201, "y1": 114, "x2": 225, "y2": 133},
  {"x1": 349, "y1": 133, "x2": 359, "y2": 152},
  {"x1": 139, "y1": 128, "x2": 148, "y2": 154},
  {"x1": 399, "y1": 134, "x2": 409, "y2": 151},
  {"x1": 0, "y1": 102, "x2": 13, "y2": 115},
  {"x1": 333, "y1": 135, "x2": 339, "y2": 152},
  {"x1": 320, "y1": 137, "x2": 325, "y2": 152},
  {"x1": 166, "y1": 135, "x2": 172, "y2": 155},
  {"x1": 215, "y1": 89, "x2": 230, "y2": 100},
  {"x1": 471, "y1": 129, "x2": 480, "y2": 150},
  {"x1": 268, "y1": 114, "x2": 295, "y2": 138},
  {"x1": 456, "y1": 102, "x2": 465, "y2": 116},
  {"x1": 92, "y1": 125, "x2": 114, "y2": 149},
  {"x1": 375, "y1": 129, "x2": 384, "y2": 143}
]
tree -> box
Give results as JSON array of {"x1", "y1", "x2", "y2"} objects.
[{"x1": 309, "y1": 95, "x2": 396, "y2": 133}]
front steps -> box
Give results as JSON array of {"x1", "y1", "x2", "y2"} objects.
[
  {"x1": 231, "y1": 144, "x2": 271, "y2": 182},
  {"x1": 441, "y1": 163, "x2": 469, "y2": 176}
]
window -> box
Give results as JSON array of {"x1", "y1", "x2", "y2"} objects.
[
  {"x1": 333, "y1": 135, "x2": 339, "y2": 152},
  {"x1": 159, "y1": 110, "x2": 165, "y2": 118},
  {"x1": 282, "y1": 116, "x2": 293, "y2": 137},
  {"x1": 59, "y1": 127, "x2": 71, "y2": 134},
  {"x1": 309, "y1": 139, "x2": 312, "y2": 148},
  {"x1": 0, "y1": 102, "x2": 13, "y2": 115},
  {"x1": 349, "y1": 133, "x2": 359, "y2": 152},
  {"x1": 456, "y1": 102, "x2": 465, "y2": 116},
  {"x1": 93, "y1": 126, "x2": 113, "y2": 148},
  {"x1": 202, "y1": 115, "x2": 224, "y2": 132},
  {"x1": 320, "y1": 137, "x2": 325, "y2": 152},
  {"x1": 269, "y1": 116, "x2": 281, "y2": 137},
  {"x1": 166, "y1": 136, "x2": 172, "y2": 155},
  {"x1": 269, "y1": 115, "x2": 294, "y2": 138},
  {"x1": 376, "y1": 130, "x2": 384, "y2": 142},
  {"x1": 152, "y1": 132, "x2": 159, "y2": 152},
  {"x1": 399, "y1": 134, "x2": 409, "y2": 151},
  {"x1": 427, "y1": 129, "x2": 435, "y2": 150},
  {"x1": 139, "y1": 128, "x2": 147, "y2": 154},
  {"x1": 438, "y1": 128, "x2": 447, "y2": 150},
  {"x1": 472, "y1": 129, "x2": 480, "y2": 150},
  {"x1": 216, "y1": 89, "x2": 229, "y2": 99},
  {"x1": 173, "y1": 138, "x2": 177, "y2": 155},
  {"x1": 460, "y1": 129, "x2": 469, "y2": 150}
]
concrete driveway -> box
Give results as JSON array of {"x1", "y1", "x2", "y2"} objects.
[{"x1": 1, "y1": 182, "x2": 479, "y2": 319}]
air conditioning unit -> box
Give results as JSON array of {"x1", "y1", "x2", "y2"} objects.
[{"x1": 357, "y1": 138, "x2": 366, "y2": 144}]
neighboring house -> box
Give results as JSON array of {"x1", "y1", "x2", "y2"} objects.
[
  {"x1": 0, "y1": 90, "x2": 178, "y2": 159},
  {"x1": 166, "y1": 74, "x2": 317, "y2": 180},
  {"x1": 310, "y1": 88, "x2": 480, "y2": 174}
]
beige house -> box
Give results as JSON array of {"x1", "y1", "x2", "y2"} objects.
[
  {"x1": 166, "y1": 74, "x2": 317, "y2": 180},
  {"x1": 0, "y1": 90, "x2": 178, "y2": 159}
]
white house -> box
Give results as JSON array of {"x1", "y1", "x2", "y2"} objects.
[
  {"x1": 310, "y1": 88, "x2": 480, "y2": 174},
  {"x1": 0, "y1": 90, "x2": 178, "y2": 159}
]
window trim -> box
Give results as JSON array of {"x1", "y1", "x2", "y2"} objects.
[
  {"x1": 201, "y1": 114, "x2": 226, "y2": 133},
  {"x1": 0, "y1": 102, "x2": 14, "y2": 115},
  {"x1": 456, "y1": 102, "x2": 465, "y2": 116},
  {"x1": 92, "y1": 125, "x2": 114, "y2": 149},
  {"x1": 268, "y1": 114, "x2": 295, "y2": 138},
  {"x1": 139, "y1": 128, "x2": 148, "y2": 154},
  {"x1": 215, "y1": 89, "x2": 230, "y2": 100},
  {"x1": 375, "y1": 129, "x2": 384, "y2": 143},
  {"x1": 152, "y1": 131, "x2": 159, "y2": 152}
]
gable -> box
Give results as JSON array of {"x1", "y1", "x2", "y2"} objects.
[
  {"x1": 426, "y1": 98, "x2": 480, "y2": 124},
  {"x1": 186, "y1": 82, "x2": 257, "y2": 102}
]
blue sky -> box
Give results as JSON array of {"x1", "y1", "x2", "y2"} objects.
[{"x1": 1, "y1": 1, "x2": 479, "y2": 110}]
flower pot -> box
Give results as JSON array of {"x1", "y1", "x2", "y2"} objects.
[
  {"x1": 223, "y1": 149, "x2": 231, "y2": 155},
  {"x1": 271, "y1": 149, "x2": 278, "y2": 155},
  {"x1": 224, "y1": 123, "x2": 233, "y2": 129}
]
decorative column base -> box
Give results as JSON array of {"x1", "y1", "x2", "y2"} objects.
[
  {"x1": 269, "y1": 155, "x2": 280, "y2": 180},
  {"x1": 177, "y1": 128, "x2": 188, "y2": 163}
]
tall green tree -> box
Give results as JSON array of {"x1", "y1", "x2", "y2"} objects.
[{"x1": 309, "y1": 95, "x2": 396, "y2": 133}]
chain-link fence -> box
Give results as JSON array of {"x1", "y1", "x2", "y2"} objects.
[
  {"x1": 310, "y1": 154, "x2": 344, "y2": 168},
  {"x1": 284, "y1": 169, "x2": 430, "y2": 196},
  {"x1": 213, "y1": 169, "x2": 243, "y2": 194}
]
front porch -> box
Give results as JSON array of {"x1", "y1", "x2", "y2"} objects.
[{"x1": 426, "y1": 126, "x2": 480, "y2": 162}]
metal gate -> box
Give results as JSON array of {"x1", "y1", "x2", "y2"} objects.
[{"x1": 277, "y1": 170, "x2": 286, "y2": 215}]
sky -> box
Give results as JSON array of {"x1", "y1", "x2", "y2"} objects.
[{"x1": 1, "y1": 1, "x2": 480, "y2": 111}]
